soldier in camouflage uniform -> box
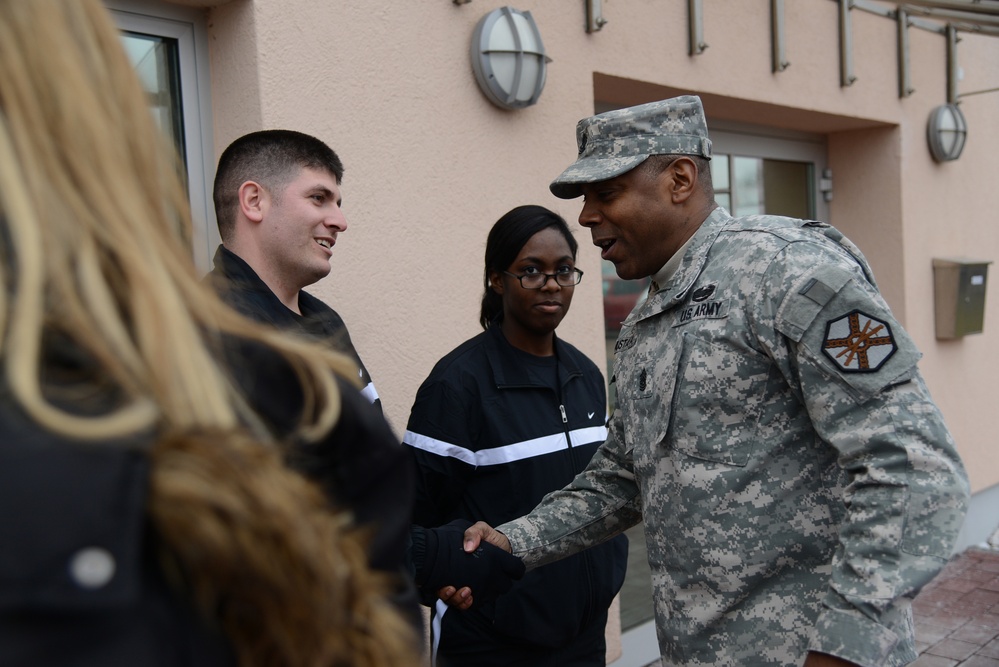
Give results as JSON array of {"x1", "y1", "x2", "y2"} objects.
[{"x1": 462, "y1": 96, "x2": 970, "y2": 667}]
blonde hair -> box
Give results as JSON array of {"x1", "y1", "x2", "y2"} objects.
[
  {"x1": 150, "y1": 430, "x2": 417, "y2": 667},
  {"x1": 0, "y1": 1, "x2": 416, "y2": 663}
]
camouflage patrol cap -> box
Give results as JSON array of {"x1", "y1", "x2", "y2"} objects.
[{"x1": 549, "y1": 95, "x2": 712, "y2": 199}]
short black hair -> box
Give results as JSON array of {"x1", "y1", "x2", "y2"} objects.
[
  {"x1": 213, "y1": 130, "x2": 344, "y2": 243},
  {"x1": 479, "y1": 205, "x2": 578, "y2": 330}
]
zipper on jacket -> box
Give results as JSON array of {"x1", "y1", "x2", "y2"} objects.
[{"x1": 551, "y1": 339, "x2": 577, "y2": 453}]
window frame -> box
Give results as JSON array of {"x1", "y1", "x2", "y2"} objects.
[{"x1": 106, "y1": 0, "x2": 218, "y2": 271}]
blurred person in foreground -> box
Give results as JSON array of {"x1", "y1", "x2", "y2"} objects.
[
  {"x1": 462, "y1": 96, "x2": 970, "y2": 667},
  {"x1": 0, "y1": 1, "x2": 419, "y2": 664}
]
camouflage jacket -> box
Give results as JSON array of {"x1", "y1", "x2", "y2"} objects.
[{"x1": 497, "y1": 207, "x2": 969, "y2": 667}]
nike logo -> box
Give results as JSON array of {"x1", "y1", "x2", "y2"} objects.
[{"x1": 588, "y1": 412, "x2": 595, "y2": 419}]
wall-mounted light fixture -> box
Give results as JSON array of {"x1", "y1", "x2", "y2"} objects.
[
  {"x1": 470, "y1": 7, "x2": 550, "y2": 110},
  {"x1": 927, "y1": 103, "x2": 968, "y2": 162}
]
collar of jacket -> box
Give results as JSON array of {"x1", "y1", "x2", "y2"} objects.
[
  {"x1": 630, "y1": 206, "x2": 731, "y2": 325},
  {"x1": 482, "y1": 325, "x2": 583, "y2": 390},
  {"x1": 211, "y1": 245, "x2": 325, "y2": 326},
  {"x1": 212, "y1": 245, "x2": 269, "y2": 293},
  {"x1": 211, "y1": 245, "x2": 291, "y2": 317}
]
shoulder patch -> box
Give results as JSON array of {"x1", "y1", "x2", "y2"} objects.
[{"x1": 821, "y1": 310, "x2": 896, "y2": 372}]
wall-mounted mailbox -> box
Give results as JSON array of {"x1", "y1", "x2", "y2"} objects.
[{"x1": 932, "y1": 258, "x2": 991, "y2": 339}]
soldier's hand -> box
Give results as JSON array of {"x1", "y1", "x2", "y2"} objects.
[{"x1": 463, "y1": 521, "x2": 511, "y2": 554}]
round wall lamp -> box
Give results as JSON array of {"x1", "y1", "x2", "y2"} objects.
[
  {"x1": 927, "y1": 103, "x2": 968, "y2": 163},
  {"x1": 470, "y1": 7, "x2": 551, "y2": 110}
]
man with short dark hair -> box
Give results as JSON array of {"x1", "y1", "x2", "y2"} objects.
[
  {"x1": 207, "y1": 130, "x2": 524, "y2": 631},
  {"x1": 464, "y1": 96, "x2": 970, "y2": 667},
  {"x1": 209, "y1": 129, "x2": 379, "y2": 409}
]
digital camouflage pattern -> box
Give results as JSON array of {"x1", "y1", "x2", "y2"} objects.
[
  {"x1": 497, "y1": 207, "x2": 969, "y2": 667},
  {"x1": 549, "y1": 95, "x2": 712, "y2": 199}
]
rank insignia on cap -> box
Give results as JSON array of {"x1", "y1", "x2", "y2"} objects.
[{"x1": 822, "y1": 310, "x2": 896, "y2": 372}]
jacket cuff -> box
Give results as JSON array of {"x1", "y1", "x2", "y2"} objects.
[
  {"x1": 496, "y1": 519, "x2": 529, "y2": 556},
  {"x1": 409, "y1": 526, "x2": 434, "y2": 586},
  {"x1": 808, "y1": 606, "x2": 901, "y2": 667}
]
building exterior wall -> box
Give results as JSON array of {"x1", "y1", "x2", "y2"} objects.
[{"x1": 202, "y1": 1, "x2": 997, "y2": 501}]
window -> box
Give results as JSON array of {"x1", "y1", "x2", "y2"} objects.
[
  {"x1": 710, "y1": 123, "x2": 827, "y2": 221},
  {"x1": 120, "y1": 32, "x2": 185, "y2": 161},
  {"x1": 106, "y1": 0, "x2": 217, "y2": 271}
]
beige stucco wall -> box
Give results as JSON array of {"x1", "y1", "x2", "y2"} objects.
[{"x1": 205, "y1": 1, "x2": 999, "y2": 493}]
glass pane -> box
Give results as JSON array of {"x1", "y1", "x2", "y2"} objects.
[
  {"x1": 120, "y1": 31, "x2": 185, "y2": 165},
  {"x1": 761, "y1": 159, "x2": 813, "y2": 219},
  {"x1": 733, "y1": 156, "x2": 764, "y2": 216},
  {"x1": 712, "y1": 153, "x2": 730, "y2": 191},
  {"x1": 716, "y1": 192, "x2": 732, "y2": 212}
]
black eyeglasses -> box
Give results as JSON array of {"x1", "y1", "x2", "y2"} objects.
[{"x1": 503, "y1": 268, "x2": 584, "y2": 289}]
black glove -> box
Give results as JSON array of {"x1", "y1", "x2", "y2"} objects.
[{"x1": 412, "y1": 519, "x2": 525, "y2": 605}]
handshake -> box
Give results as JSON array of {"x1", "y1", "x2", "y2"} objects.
[{"x1": 411, "y1": 519, "x2": 524, "y2": 607}]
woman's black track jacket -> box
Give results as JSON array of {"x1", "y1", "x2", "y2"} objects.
[{"x1": 403, "y1": 325, "x2": 628, "y2": 651}]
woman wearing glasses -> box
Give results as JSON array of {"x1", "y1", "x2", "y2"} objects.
[{"x1": 403, "y1": 205, "x2": 627, "y2": 666}]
